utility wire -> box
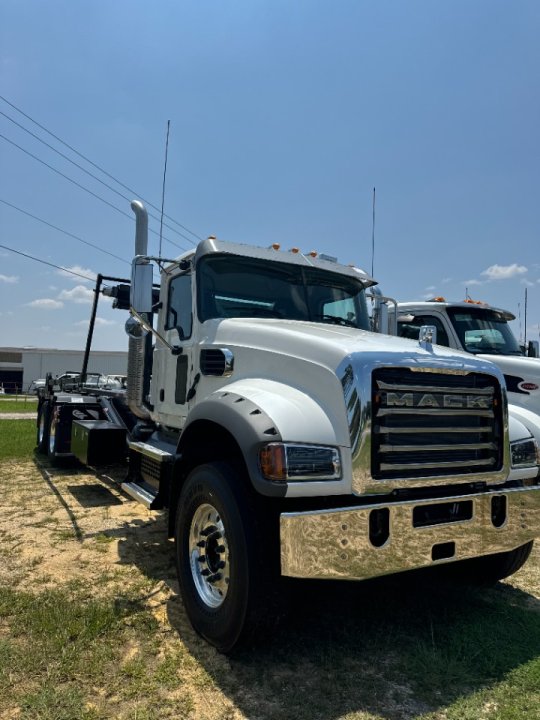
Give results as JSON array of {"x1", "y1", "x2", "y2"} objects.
[
  {"x1": 0, "y1": 108, "x2": 196, "y2": 246},
  {"x1": 0, "y1": 242, "x2": 102, "y2": 283},
  {"x1": 0, "y1": 132, "x2": 187, "y2": 253},
  {"x1": 0, "y1": 198, "x2": 129, "y2": 265},
  {"x1": 0, "y1": 94, "x2": 202, "y2": 242}
]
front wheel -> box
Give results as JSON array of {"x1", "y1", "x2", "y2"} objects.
[{"x1": 175, "y1": 462, "x2": 267, "y2": 653}]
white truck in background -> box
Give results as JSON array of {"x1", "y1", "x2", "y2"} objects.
[{"x1": 36, "y1": 205, "x2": 540, "y2": 652}]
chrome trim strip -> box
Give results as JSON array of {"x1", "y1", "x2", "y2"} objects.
[
  {"x1": 378, "y1": 426, "x2": 492, "y2": 434},
  {"x1": 376, "y1": 381, "x2": 494, "y2": 395},
  {"x1": 380, "y1": 442, "x2": 496, "y2": 452},
  {"x1": 380, "y1": 458, "x2": 496, "y2": 471},
  {"x1": 280, "y1": 485, "x2": 540, "y2": 580},
  {"x1": 375, "y1": 408, "x2": 494, "y2": 417}
]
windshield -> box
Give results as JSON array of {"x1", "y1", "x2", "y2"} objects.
[
  {"x1": 198, "y1": 255, "x2": 370, "y2": 330},
  {"x1": 447, "y1": 307, "x2": 523, "y2": 355}
]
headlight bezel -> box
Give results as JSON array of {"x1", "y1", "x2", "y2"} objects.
[
  {"x1": 259, "y1": 442, "x2": 342, "y2": 482},
  {"x1": 510, "y1": 437, "x2": 540, "y2": 469}
]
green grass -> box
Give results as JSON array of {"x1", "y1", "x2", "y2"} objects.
[
  {"x1": 0, "y1": 419, "x2": 36, "y2": 460},
  {"x1": 0, "y1": 585, "x2": 194, "y2": 720},
  {"x1": 0, "y1": 398, "x2": 38, "y2": 413}
]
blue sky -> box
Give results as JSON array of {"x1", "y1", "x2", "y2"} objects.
[{"x1": 1, "y1": 0, "x2": 538, "y2": 351}]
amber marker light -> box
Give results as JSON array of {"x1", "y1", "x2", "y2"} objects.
[
  {"x1": 259, "y1": 444, "x2": 286, "y2": 481},
  {"x1": 308, "y1": 251, "x2": 318, "y2": 258},
  {"x1": 271, "y1": 243, "x2": 281, "y2": 251},
  {"x1": 290, "y1": 247, "x2": 300, "y2": 254}
]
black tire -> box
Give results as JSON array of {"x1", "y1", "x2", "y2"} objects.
[
  {"x1": 450, "y1": 541, "x2": 534, "y2": 585},
  {"x1": 175, "y1": 462, "x2": 271, "y2": 653},
  {"x1": 36, "y1": 401, "x2": 50, "y2": 454}
]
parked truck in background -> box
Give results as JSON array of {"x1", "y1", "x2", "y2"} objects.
[{"x1": 36, "y1": 202, "x2": 540, "y2": 652}]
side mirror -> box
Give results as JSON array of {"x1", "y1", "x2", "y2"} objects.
[
  {"x1": 419, "y1": 325, "x2": 437, "y2": 346},
  {"x1": 130, "y1": 257, "x2": 154, "y2": 313},
  {"x1": 528, "y1": 340, "x2": 539, "y2": 358}
]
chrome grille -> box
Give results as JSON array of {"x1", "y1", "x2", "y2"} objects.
[{"x1": 372, "y1": 368, "x2": 503, "y2": 480}]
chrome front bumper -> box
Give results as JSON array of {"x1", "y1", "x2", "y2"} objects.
[{"x1": 280, "y1": 485, "x2": 540, "y2": 580}]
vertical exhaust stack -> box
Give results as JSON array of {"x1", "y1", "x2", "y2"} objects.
[{"x1": 127, "y1": 200, "x2": 152, "y2": 421}]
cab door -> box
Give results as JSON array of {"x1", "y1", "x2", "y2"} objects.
[{"x1": 153, "y1": 269, "x2": 194, "y2": 428}]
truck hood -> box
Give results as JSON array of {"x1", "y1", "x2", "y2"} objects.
[{"x1": 204, "y1": 318, "x2": 503, "y2": 376}]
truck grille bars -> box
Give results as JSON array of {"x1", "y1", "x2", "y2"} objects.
[{"x1": 371, "y1": 368, "x2": 503, "y2": 481}]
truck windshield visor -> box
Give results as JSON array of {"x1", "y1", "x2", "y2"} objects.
[
  {"x1": 447, "y1": 307, "x2": 523, "y2": 355},
  {"x1": 197, "y1": 255, "x2": 370, "y2": 330}
]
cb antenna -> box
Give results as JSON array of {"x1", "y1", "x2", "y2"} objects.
[
  {"x1": 371, "y1": 186, "x2": 376, "y2": 278},
  {"x1": 159, "y1": 119, "x2": 171, "y2": 259}
]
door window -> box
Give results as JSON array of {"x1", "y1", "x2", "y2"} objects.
[
  {"x1": 165, "y1": 273, "x2": 192, "y2": 339},
  {"x1": 398, "y1": 314, "x2": 450, "y2": 346}
]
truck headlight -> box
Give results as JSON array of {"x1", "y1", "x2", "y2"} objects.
[
  {"x1": 510, "y1": 437, "x2": 540, "y2": 468},
  {"x1": 259, "y1": 443, "x2": 342, "y2": 482}
]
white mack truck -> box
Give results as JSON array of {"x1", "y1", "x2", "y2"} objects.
[{"x1": 36, "y1": 202, "x2": 540, "y2": 652}]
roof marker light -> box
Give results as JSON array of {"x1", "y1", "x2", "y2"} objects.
[
  {"x1": 271, "y1": 243, "x2": 281, "y2": 251},
  {"x1": 309, "y1": 251, "x2": 318, "y2": 258},
  {"x1": 290, "y1": 247, "x2": 300, "y2": 254}
]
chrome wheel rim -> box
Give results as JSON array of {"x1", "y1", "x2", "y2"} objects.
[
  {"x1": 189, "y1": 503, "x2": 229, "y2": 609},
  {"x1": 38, "y1": 413, "x2": 46, "y2": 444},
  {"x1": 48, "y1": 417, "x2": 56, "y2": 455}
]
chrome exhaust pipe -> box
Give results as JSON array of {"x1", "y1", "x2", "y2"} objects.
[{"x1": 127, "y1": 200, "x2": 152, "y2": 420}]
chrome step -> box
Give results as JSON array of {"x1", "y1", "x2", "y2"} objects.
[
  {"x1": 128, "y1": 440, "x2": 173, "y2": 463},
  {"x1": 121, "y1": 481, "x2": 157, "y2": 508}
]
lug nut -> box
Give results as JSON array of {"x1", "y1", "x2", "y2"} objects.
[
  {"x1": 197, "y1": 555, "x2": 206, "y2": 563},
  {"x1": 201, "y1": 525, "x2": 218, "y2": 536}
]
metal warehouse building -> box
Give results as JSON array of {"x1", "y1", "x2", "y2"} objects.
[{"x1": 0, "y1": 347, "x2": 128, "y2": 393}]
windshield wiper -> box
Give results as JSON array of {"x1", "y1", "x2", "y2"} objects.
[{"x1": 316, "y1": 314, "x2": 358, "y2": 328}]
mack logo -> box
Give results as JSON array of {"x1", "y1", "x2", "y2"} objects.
[{"x1": 385, "y1": 392, "x2": 491, "y2": 409}]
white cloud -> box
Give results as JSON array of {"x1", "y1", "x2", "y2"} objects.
[
  {"x1": 57, "y1": 265, "x2": 97, "y2": 283},
  {"x1": 442, "y1": 277, "x2": 452, "y2": 284},
  {"x1": 0, "y1": 274, "x2": 19, "y2": 284},
  {"x1": 481, "y1": 263, "x2": 527, "y2": 281},
  {"x1": 57, "y1": 285, "x2": 94, "y2": 304},
  {"x1": 462, "y1": 278, "x2": 483, "y2": 286},
  {"x1": 521, "y1": 279, "x2": 534, "y2": 287},
  {"x1": 424, "y1": 286, "x2": 436, "y2": 292},
  {"x1": 26, "y1": 298, "x2": 64, "y2": 309},
  {"x1": 74, "y1": 317, "x2": 116, "y2": 328}
]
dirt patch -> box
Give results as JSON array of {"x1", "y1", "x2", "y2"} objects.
[{"x1": 1, "y1": 458, "x2": 539, "y2": 720}]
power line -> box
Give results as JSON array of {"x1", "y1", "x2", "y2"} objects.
[
  {"x1": 0, "y1": 94, "x2": 202, "y2": 242},
  {"x1": 0, "y1": 198, "x2": 129, "y2": 265},
  {"x1": 0, "y1": 108, "x2": 197, "y2": 246},
  {"x1": 0, "y1": 132, "x2": 188, "y2": 253},
  {"x1": 0, "y1": 242, "x2": 101, "y2": 283}
]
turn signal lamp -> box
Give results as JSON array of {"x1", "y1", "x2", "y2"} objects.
[{"x1": 259, "y1": 443, "x2": 341, "y2": 482}]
